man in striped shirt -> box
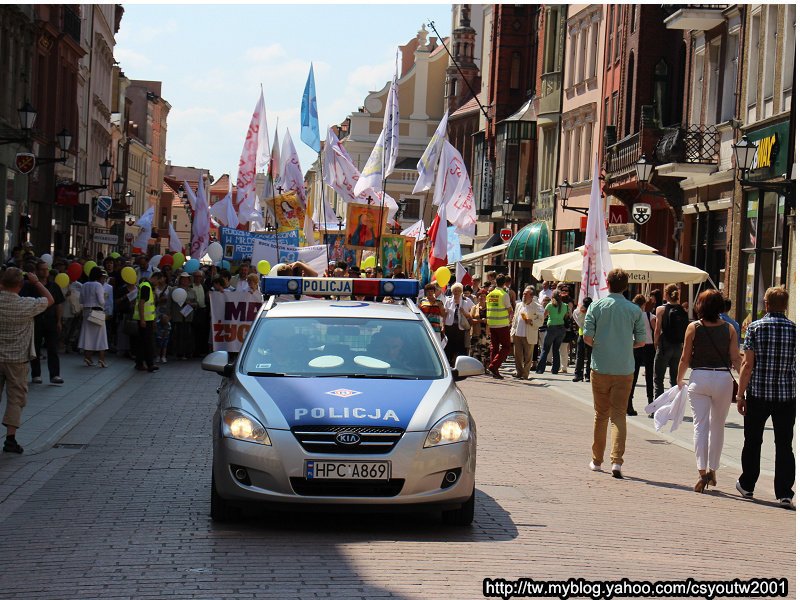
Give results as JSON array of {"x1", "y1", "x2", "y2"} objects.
[{"x1": 736, "y1": 286, "x2": 796, "y2": 507}]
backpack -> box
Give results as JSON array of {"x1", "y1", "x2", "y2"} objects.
[{"x1": 662, "y1": 304, "x2": 689, "y2": 344}]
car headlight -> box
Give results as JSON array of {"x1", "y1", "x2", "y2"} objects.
[
  {"x1": 221, "y1": 408, "x2": 271, "y2": 445},
  {"x1": 424, "y1": 412, "x2": 470, "y2": 448}
]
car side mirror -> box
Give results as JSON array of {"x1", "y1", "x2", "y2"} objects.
[
  {"x1": 452, "y1": 355, "x2": 485, "y2": 381},
  {"x1": 202, "y1": 350, "x2": 233, "y2": 376}
]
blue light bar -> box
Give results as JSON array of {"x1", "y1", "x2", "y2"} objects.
[{"x1": 260, "y1": 276, "x2": 419, "y2": 298}]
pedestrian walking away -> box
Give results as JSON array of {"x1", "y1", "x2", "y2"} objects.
[
  {"x1": 485, "y1": 274, "x2": 513, "y2": 379},
  {"x1": 78, "y1": 266, "x2": 110, "y2": 367},
  {"x1": 0, "y1": 268, "x2": 53, "y2": 454},
  {"x1": 675, "y1": 290, "x2": 742, "y2": 494},
  {"x1": 653, "y1": 284, "x2": 688, "y2": 398},
  {"x1": 583, "y1": 269, "x2": 646, "y2": 479},
  {"x1": 627, "y1": 294, "x2": 656, "y2": 415},
  {"x1": 735, "y1": 286, "x2": 796, "y2": 508},
  {"x1": 572, "y1": 297, "x2": 593, "y2": 382},
  {"x1": 21, "y1": 259, "x2": 65, "y2": 385}
]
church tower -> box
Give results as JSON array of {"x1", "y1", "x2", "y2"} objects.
[{"x1": 445, "y1": 4, "x2": 481, "y2": 113}]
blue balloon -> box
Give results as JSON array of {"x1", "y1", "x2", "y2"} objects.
[
  {"x1": 183, "y1": 258, "x2": 200, "y2": 274},
  {"x1": 220, "y1": 259, "x2": 231, "y2": 270}
]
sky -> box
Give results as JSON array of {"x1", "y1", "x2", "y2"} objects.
[{"x1": 115, "y1": 3, "x2": 453, "y2": 184}]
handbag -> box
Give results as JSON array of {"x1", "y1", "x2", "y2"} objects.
[
  {"x1": 699, "y1": 323, "x2": 738, "y2": 403},
  {"x1": 87, "y1": 309, "x2": 106, "y2": 327}
]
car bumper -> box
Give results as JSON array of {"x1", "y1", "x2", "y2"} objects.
[{"x1": 212, "y1": 429, "x2": 476, "y2": 507}]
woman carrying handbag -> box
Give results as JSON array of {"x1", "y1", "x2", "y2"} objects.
[{"x1": 676, "y1": 290, "x2": 742, "y2": 493}]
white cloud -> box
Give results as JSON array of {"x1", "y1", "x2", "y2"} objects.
[
  {"x1": 114, "y1": 47, "x2": 153, "y2": 72},
  {"x1": 245, "y1": 44, "x2": 287, "y2": 63}
]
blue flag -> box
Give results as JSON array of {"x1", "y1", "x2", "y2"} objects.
[{"x1": 300, "y1": 64, "x2": 320, "y2": 153}]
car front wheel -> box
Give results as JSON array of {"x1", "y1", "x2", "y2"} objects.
[{"x1": 442, "y1": 487, "x2": 475, "y2": 526}]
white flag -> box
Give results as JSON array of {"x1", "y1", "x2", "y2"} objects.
[
  {"x1": 353, "y1": 74, "x2": 399, "y2": 196},
  {"x1": 578, "y1": 157, "x2": 613, "y2": 305},
  {"x1": 433, "y1": 141, "x2": 477, "y2": 236},
  {"x1": 255, "y1": 91, "x2": 270, "y2": 172},
  {"x1": 236, "y1": 91, "x2": 268, "y2": 225},
  {"x1": 190, "y1": 176, "x2": 211, "y2": 259},
  {"x1": 168, "y1": 223, "x2": 182, "y2": 253},
  {"x1": 321, "y1": 128, "x2": 398, "y2": 224},
  {"x1": 413, "y1": 110, "x2": 448, "y2": 193},
  {"x1": 209, "y1": 187, "x2": 238, "y2": 228},
  {"x1": 263, "y1": 126, "x2": 282, "y2": 205},
  {"x1": 280, "y1": 129, "x2": 307, "y2": 208},
  {"x1": 133, "y1": 206, "x2": 154, "y2": 252},
  {"x1": 400, "y1": 219, "x2": 426, "y2": 241}
]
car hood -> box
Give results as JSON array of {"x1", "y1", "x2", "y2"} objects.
[{"x1": 235, "y1": 376, "x2": 458, "y2": 431}]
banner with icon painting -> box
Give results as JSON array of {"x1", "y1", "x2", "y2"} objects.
[
  {"x1": 380, "y1": 234, "x2": 405, "y2": 277},
  {"x1": 344, "y1": 203, "x2": 382, "y2": 250}
]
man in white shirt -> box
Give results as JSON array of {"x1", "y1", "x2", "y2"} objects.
[
  {"x1": 442, "y1": 283, "x2": 474, "y2": 367},
  {"x1": 538, "y1": 281, "x2": 554, "y2": 304},
  {"x1": 511, "y1": 286, "x2": 544, "y2": 380},
  {"x1": 230, "y1": 261, "x2": 252, "y2": 292}
]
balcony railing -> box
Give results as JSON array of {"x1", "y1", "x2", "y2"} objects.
[
  {"x1": 605, "y1": 132, "x2": 642, "y2": 175},
  {"x1": 654, "y1": 125, "x2": 719, "y2": 165}
]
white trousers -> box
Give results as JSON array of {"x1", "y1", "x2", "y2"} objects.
[
  {"x1": 560, "y1": 343, "x2": 569, "y2": 372},
  {"x1": 688, "y1": 370, "x2": 733, "y2": 471}
]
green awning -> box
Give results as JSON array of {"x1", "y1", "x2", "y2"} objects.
[{"x1": 505, "y1": 221, "x2": 551, "y2": 262}]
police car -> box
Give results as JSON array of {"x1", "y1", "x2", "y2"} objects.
[{"x1": 201, "y1": 276, "x2": 484, "y2": 525}]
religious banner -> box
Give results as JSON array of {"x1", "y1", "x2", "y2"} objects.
[
  {"x1": 323, "y1": 233, "x2": 357, "y2": 269},
  {"x1": 209, "y1": 289, "x2": 265, "y2": 352},
  {"x1": 271, "y1": 190, "x2": 306, "y2": 231},
  {"x1": 220, "y1": 226, "x2": 299, "y2": 260},
  {"x1": 251, "y1": 238, "x2": 328, "y2": 274},
  {"x1": 380, "y1": 234, "x2": 405, "y2": 277},
  {"x1": 345, "y1": 203, "x2": 382, "y2": 250}
]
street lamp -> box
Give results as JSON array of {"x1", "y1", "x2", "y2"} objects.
[
  {"x1": 113, "y1": 175, "x2": 125, "y2": 197},
  {"x1": 0, "y1": 101, "x2": 37, "y2": 145},
  {"x1": 76, "y1": 159, "x2": 112, "y2": 193},
  {"x1": 634, "y1": 155, "x2": 654, "y2": 190},
  {"x1": 732, "y1": 135, "x2": 758, "y2": 181},
  {"x1": 502, "y1": 192, "x2": 513, "y2": 223},
  {"x1": 35, "y1": 129, "x2": 73, "y2": 165},
  {"x1": 558, "y1": 178, "x2": 588, "y2": 215}
]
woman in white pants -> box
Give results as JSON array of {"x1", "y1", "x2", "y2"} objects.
[{"x1": 676, "y1": 290, "x2": 741, "y2": 493}]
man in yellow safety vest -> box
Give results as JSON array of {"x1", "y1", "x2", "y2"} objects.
[
  {"x1": 486, "y1": 274, "x2": 514, "y2": 379},
  {"x1": 133, "y1": 271, "x2": 158, "y2": 373}
]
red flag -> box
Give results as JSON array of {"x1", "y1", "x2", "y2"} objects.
[
  {"x1": 455, "y1": 261, "x2": 473, "y2": 287},
  {"x1": 427, "y1": 204, "x2": 448, "y2": 271}
]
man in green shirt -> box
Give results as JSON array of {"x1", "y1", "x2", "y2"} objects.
[{"x1": 583, "y1": 269, "x2": 646, "y2": 479}]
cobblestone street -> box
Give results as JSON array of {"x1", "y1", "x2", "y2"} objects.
[{"x1": 0, "y1": 361, "x2": 793, "y2": 599}]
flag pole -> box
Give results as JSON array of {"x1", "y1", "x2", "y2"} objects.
[
  {"x1": 376, "y1": 173, "x2": 387, "y2": 276},
  {"x1": 318, "y1": 150, "x2": 331, "y2": 268}
]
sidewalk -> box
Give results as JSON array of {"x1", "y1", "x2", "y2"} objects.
[
  {"x1": 498, "y1": 361, "x2": 776, "y2": 476},
  {"x1": 2, "y1": 353, "x2": 140, "y2": 455}
]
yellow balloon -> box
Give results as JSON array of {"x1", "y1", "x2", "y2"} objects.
[
  {"x1": 360, "y1": 255, "x2": 376, "y2": 270},
  {"x1": 83, "y1": 260, "x2": 97, "y2": 276},
  {"x1": 257, "y1": 260, "x2": 271, "y2": 275},
  {"x1": 434, "y1": 266, "x2": 451, "y2": 288},
  {"x1": 54, "y1": 273, "x2": 69, "y2": 289},
  {"x1": 172, "y1": 252, "x2": 185, "y2": 268},
  {"x1": 121, "y1": 266, "x2": 137, "y2": 285}
]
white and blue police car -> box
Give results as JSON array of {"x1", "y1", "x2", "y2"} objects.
[{"x1": 201, "y1": 276, "x2": 484, "y2": 525}]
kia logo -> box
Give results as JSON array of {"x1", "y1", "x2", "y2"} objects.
[{"x1": 335, "y1": 432, "x2": 361, "y2": 445}]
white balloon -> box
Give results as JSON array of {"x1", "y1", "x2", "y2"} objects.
[
  {"x1": 40, "y1": 253, "x2": 53, "y2": 267},
  {"x1": 149, "y1": 254, "x2": 162, "y2": 269},
  {"x1": 207, "y1": 242, "x2": 223, "y2": 263},
  {"x1": 171, "y1": 287, "x2": 187, "y2": 306},
  {"x1": 267, "y1": 263, "x2": 284, "y2": 277}
]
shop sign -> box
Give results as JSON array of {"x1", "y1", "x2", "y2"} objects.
[
  {"x1": 747, "y1": 122, "x2": 790, "y2": 179},
  {"x1": 93, "y1": 232, "x2": 118, "y2": 245},
  {"x1": 609, "y1": 205, "x2": 628, "y2": 224},
  {"x1": 500, "y1": 228, "x2": 512, "y2": 242},
  {"x1": 55, "y1": 183, "x2": 80, "y2": 207}
]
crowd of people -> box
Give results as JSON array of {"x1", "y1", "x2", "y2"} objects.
[{"x1": 0, "y1": 244, "x2": 794, "y2": 507}]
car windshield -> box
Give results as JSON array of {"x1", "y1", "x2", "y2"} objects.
[{"x1": 241, "y1": 316, "x2": 445, "y2": 379}]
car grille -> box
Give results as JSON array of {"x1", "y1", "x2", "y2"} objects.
[
  {"x1": 291, "y1": 425, "x2": 405, "y2": 455},
  {"x1": 290, "y1": 478, "x2": 405, "y2": 497}
]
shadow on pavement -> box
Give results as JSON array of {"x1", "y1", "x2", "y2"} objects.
[{"x1": 210, "y1": 488, "x2": 519, "y2": 543}]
